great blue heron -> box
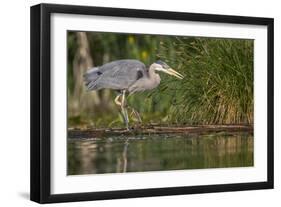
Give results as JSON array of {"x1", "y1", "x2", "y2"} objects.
[{"x1": 84, "y1": 59, "x2": 183, "y2": 129}]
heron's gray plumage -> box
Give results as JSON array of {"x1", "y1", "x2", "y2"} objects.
[{"x1": 84, "y1": 59, "x2": 150, "y2": 93}]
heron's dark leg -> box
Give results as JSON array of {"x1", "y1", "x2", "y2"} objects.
[{"x1": 121, "y1": 90, "x2": 129, "y2": 130}]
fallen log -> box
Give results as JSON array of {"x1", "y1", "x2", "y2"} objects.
[{"x1": 68, "y1": 124, "x2": 253, "y2": 139}]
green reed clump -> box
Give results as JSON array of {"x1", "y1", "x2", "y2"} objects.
[{"x1": 158, "y1": 37, "x2": 254, "y2": 124}]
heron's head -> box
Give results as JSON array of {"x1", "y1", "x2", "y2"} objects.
[{"x1": 152, "y1": 60, "x2": 184, "y2": 79}]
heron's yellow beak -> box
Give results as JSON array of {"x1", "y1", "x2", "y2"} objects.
[{"x1": 164, "y1": 68, "x2": 184, "y2": 79}]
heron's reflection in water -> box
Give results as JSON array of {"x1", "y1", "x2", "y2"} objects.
[
  {"x1": 116, "y1": 139, "x2": 129, "y2": 173},
  {"x1": 67, "y1": 132, "x2": 253, "y2": 175}
]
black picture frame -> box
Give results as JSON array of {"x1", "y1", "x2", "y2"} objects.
[{"x1": 30, "y1": 3, "x2": 274, "y2": 204}]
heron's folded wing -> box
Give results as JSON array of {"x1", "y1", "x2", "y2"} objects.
[{"x1": 93, "y1": 61, "x2": 147, "y2": 90}]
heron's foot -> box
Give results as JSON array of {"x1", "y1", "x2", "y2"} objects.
[
  {"x1": 125, "y1": 126, "x2": 132, "y2": 131},
  {"x1": 121, "y1": 123, "x2": 132, "y2": 132}
]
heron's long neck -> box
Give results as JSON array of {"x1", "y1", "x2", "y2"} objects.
[{"x1": 147, "y1": 67, "x2": 161, "y2": 89}]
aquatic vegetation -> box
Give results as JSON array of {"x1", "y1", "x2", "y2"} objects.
[{"x1": 157, "y1": 37, "x2": 253, "y2": 124}]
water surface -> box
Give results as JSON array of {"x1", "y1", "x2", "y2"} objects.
[{"x1": 67, "y1": 132, "x2": 253, "y2": 175}]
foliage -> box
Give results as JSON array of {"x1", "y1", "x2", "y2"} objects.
[{"x1": 157, "y1": 37, "x2": 253, "y2": 124}]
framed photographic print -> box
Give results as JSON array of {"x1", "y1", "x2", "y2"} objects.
[{"x1": 30, "y1": 3, "x2": 274, "y2": 203}]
